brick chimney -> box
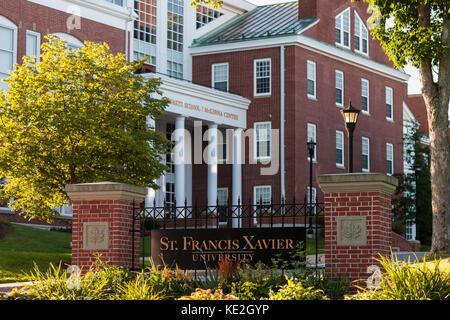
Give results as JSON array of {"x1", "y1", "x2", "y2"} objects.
[{"x1": 298, "y1": 0, "x2": 318, "y2": 18}]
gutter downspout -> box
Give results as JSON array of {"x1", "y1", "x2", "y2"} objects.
[{"x1": 280, "y1": 45, "x2": 286, "y2": 201}]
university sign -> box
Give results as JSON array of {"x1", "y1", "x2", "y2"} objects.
[{"x1": 151, "y1": 227, "x2": 306, "y2": 269}]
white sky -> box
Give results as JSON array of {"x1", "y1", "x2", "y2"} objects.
[{"x1": 245, "y1": 0, "x2": 422, "y2": 95}]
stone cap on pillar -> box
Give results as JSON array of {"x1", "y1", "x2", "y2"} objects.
[
  {"x1": 317, "y1": 173, "x2": 398, "y2": 195},
  {"x1": 65, "y1": 181, "x2": 148, "y2": 202}
]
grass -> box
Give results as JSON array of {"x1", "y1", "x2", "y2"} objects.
[{"x1": 0, "y1": 220, "x2": 72, "y2": 283}]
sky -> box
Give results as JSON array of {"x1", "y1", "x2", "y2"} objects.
[{"x1": 245, "y1": 0, "x2": 422, "y2": 95}]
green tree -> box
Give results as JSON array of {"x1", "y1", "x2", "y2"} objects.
[
  {"x1": 190, "y1": 0, "x2": 223, "y2": 8},
  {"x1": 357, "y1": 0, "x2": 449, "y2": 254},
  {"x1": 393, "y1": 121, "x2": 432, "y2": 244},
  {"x1": 0, "y1": 35, "x2": 169, "y2": 222}
]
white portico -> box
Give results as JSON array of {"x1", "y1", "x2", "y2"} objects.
[{"x1": 143, "y1": 73, "x2": 250, "y2": 211}]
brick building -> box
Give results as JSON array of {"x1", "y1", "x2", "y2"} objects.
[{"x1": 0, "y1": 0, "x2": 411, "y2": 221}]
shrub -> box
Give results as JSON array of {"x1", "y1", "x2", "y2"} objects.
[
  {"x1": 178, "y1": 288, "x2": 238, "y2": 300},
  {"x1": 115, "y1": 272, "x2": 165, "y2": 300},
  {"x1": 267, "y1": 278, "x2": 328, "y2": 300},
  {"x1": 347, "y1": 255, "x2": 450, "y2": 300},
  {"x1": 303, "y1": 273, "x2": 349, "y2": 300}
]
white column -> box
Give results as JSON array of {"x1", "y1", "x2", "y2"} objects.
[
  {"x1": 207, "y1": 123, "x2": 218, "y2": 208},
  {"x1": 174, "y1": 116, "x2": 185, "y2": 208},
  {"x1": 145, "y1": 116, "x2": 157, "y2": 208},
  {"x1": 232, "y1": 128, "x2": 243, "y2": 228}
]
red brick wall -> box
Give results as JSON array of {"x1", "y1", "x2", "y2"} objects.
[
  {"x1": 0, "y1": 0, "x2": 126, "y2": 63},
  {"x1": 71, "y1": 199, "x2": 139, "y2": 271},
  {"x1": 323, "y1": 190, "x2": 392, "y2": 288},
  {"x1": 192, "y1": 43, "x2": 405, "y2": 203}
]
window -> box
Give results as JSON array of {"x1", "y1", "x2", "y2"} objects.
[
  {"x1": 26, "y1": 30, "x2": 40, "y2": 62},
  {"x1": 386, "y1": 87, "x2": 393, "y2": 120},
  {"x1": 307, "y1": 60, "x2": 316, "y2": 99},
  {"x1": 217, "y1": 188, "x2": 228, "y2": 223},
  {"x1": 212, "y1": 63, "x2": 228, "y2": 92},
  {"x1": 362, "y1": 137, "x2": 370, "y2": 172},
  {"x1": 336, "y1": 130, "x2": 344, "y2": 167},
  {"x1": 335, "y1": 8, "x2": 350, "y2": 48},
  {"x1": 254, "y1": 122, "x2": 271, "y2": 160},
  {"x1": 254, "y1": 58, "x2": 271, "y2": 96},
  {"x1": 335, "y1": 70, "x2": 344, "y2": 106},
  {"x1": 102, "y1": 0, "x2": 124, "y2": 6},
  {"x1": 307, "y1": 123, "x2": 317, "y2": 162},
  {"x1": 196, "y1": 6, "x2": 223, "y2": 29},
  {"x1": 361, "y1": 79, "x2": 369, "y2": 113},
  {"x1": 167, "y1": 0, "x2": 184, "y2": 79},
  {"x1": 354, "y1": 12, "x2": 369, "y2": 55},
  {"x1": 307, "y1": 187, "x2": 317, "y2": 215},
  {"x1": 254, "y1": 185, "x2": 271, "y2": 208},
  {"x1": 0, "y1": 22, "x2": 16, "y2": 89},
  {"x1": 133, "y1": 0, "x2": 157, "y2": 65},
  {"x1": 217, "y1": 128, "x2": 228, "y2": 163},
  {"x1": 386, "y1": 143, "x2": 394, "y2": 175}
]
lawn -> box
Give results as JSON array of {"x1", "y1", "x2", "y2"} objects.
[{"x1": 0, "y1": 220, "x2": 72, "y2": 283}]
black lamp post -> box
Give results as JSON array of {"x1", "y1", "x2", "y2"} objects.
[
  {"x1": 341, "y1": 102, "x2": 360, "y2": 173},
  {"x1": 307, "y1": 139, "x2": 316, "y2": 230}
]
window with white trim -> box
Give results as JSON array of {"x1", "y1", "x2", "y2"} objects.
[
  {"x1": 0, "y1": 23, "x2": 16, "y2": 89},
  {"x1": 386, "y1": 143, "x2": 394, "y2": 175},
  {"x1": 335, "y1": 70, "x2": 344, "y2": 106},
  {"x1": 361, "y1": 78, "x2": 369, "y2": 113},
  {"x1": 212, "y1": 63, "x2": 228, "y2": 92},
  {"x1": 217, "y1": 187, "x2": 228, "y2": 223},
  {"x1": 335, "y1": 8, "x2": 350, "y2": 48},
  {"x1": 307, "y1": 187, "x2": 317, "y2": 215},
  {"x1": 254, "y1": 122, "x2": 271, "y2": 160},
  {"x1": 386, "y1": 87, "x2": 393, "y2": 120},
  {"x1": 254, "y1": 58, "x2": 271, "y2": 96},
  {"x1": 217, "y1": 128, "x2": 228, "y2": 164},
  {"x1": 26, "y1": 30, "x2": 40, "y2": 62},
  {"x1": 196, "y1": 5, "x2": 223, "y2": 29},
  {"x1": 133, "y1": 0, "x2": 157, "y2": 66},
  {"x1": 362, "y1": 137, "x2": 370, "y2": 172},
  {"x1": 307, "y1": 60, "x2": 316, "y2": 99},
  {"x1": 254, "y1": 185, "x2": 271, "y2": 208},
  {"x1": 307, "y1": 123, "x2": 317, "y2": 162},
  {"x1": 336, "y1": 130, "x2": 344, "y2": 167},
  {"x1": 167, "y1": 0, "x2": 184, "y2": 79},
  {"x1": 354, "y1": 12, "x2": 369, "y2": 55}
]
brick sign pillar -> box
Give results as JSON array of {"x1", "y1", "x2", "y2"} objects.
[
  {"x1": 66, "y1": 182, "x2": 147, "y2": 271},
  {"x1": 317, "y1": 173, "x2": 398, "y2": 289}
]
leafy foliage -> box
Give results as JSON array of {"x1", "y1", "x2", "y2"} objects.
[{"x1": 0, "y1": 35, "x2": 170, "y2": 222}]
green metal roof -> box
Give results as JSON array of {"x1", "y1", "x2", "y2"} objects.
[{"x1": 191, "y1": 1, "x2": 318, "y2": 47}]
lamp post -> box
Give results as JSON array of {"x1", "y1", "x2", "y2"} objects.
[
  {"x1": 341, "y1": 102, "x2": 360, "y2": 173},
  {"x1": 307, "y1": 139, "x2": 316, "y2": 230}
]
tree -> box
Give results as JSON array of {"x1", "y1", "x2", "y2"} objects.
[
  {"x1": 0, "y1": 35, "x2": 170, "y2": 222},
  {"x1": 358, "y1": 0, "x2": 450, "y2": 254},
  {"x1": 190, "y1": 0, "x2": 223, "y2": 8},
  {"x1": 392, "y1": 121, "x2": 432, "y2": 245}
]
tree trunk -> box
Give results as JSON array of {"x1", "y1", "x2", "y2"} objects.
[{"x1": 418, "y1": 4, "x2": 450, "y2": 255}]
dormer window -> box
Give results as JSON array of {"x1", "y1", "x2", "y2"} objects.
[
  {"x1": 354, "y1": 12, "x2": 369, "y2": 55},
  {"x1": 335, "y1": 8, "x2": 350, "y2": 48}
]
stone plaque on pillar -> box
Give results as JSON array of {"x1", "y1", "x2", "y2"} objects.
[
  {"x1": 83, "y1": 222, "x2": 109, "y2": 250},
  {"x1": 337, "y1": 216, "x2": 367, "y2": 246}
]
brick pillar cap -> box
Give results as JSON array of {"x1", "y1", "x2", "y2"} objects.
[
  {"x1": 65, "y1": 181, "x2": 147, "y2": 202},
  {"x1": 317, "y1": 173, "x2": 398, "y2": 195}
]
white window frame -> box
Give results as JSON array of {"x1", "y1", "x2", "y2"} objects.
[
  {"x1": 386, "y1": 87, "x2": 394, "y2": 121},
  {"x1": 336, "y1": 130, "x2": 345, "y2": 167},
  {"x1": 386, "y1": 143, "x2": 394, "y2": 176},
  {"x1": 217, "y1": 187, "x2": 228, "y2": 224},
  {"x1": 361, "y1": 78, "x2": 370, "y2": 114},
  {"x1": 217, "y1": 127, "x2": 229, "y2": 164},
  {"x1": 307, "y1": 123, "x2": 317, "y2": 162},
  {"x1": 254, "y1": 185, "x2": 272, "y2": 207},
  {"x1": 354, "y1": 11, "x2": 369, "y2": 55},
  {"x1": 335, "y1": 8, "x2": 351, "y2": 49},
  {"x1": 254, "y1": 122, "x2": 272, "y2": 161},
  {"x1": 0, "y1": 16, "x2": 18, "y2": 90},
  {"x1": 212, "y1": 62, "x2": 229, "y2": 92},
  {"x1": 307, "y1": 187, "x2": 317, "y2": 215},
  {"x1": 26, "y1": 30, "x2": 41, "y2": 62},
  {"x1": 254, "y1": 58, "x2": 271, "y2": 97},
  {"x1": 307, "y1": 60, "x2": 316, "y2": 99},
  {"x1": 362, "y1": 136, "x2": 370, "y2": 172},
  {"x1": 335, "y1": 70, "x2": 344, "y2": 107}
]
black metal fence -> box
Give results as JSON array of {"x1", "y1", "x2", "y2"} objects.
[{"x1": 131, "y1": 196, "x2": 324, "y2": 275}]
